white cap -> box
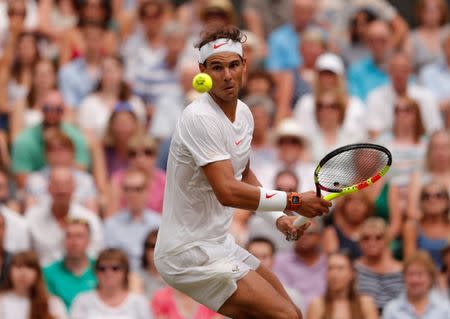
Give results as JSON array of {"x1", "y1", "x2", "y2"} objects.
[
  {"x1": 274, "y1": 118, "x2": 306, "y2": 143},
  {"x1": 315, "y1": 53, "x2": 345, "y2": 76}
]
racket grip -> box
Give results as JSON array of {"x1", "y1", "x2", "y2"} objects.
[{"x1": 293, "y1": 216, "x2": 310, "y2": 228}]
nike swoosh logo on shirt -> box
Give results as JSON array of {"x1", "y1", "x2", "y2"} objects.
[
  {"x1": 265, "y1": 193, "x2": 277, "y2": 199},
  {"x1": 235, "y1": 139, "x2": 243, "y2": 146},
  {"x1": 213, "y1": 42, "x2": 228, "y2": 49}
]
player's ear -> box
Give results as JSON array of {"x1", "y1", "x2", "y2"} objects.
[
  {"x1": 242, "y1": 57, "x2": 248, "y2": 74},
  {"x1": 199, "y1": 62, "x2": 206, "y2": 73}
]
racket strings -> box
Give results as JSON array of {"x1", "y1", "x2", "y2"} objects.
[{"x1": 317, "y1": 148, "x2": 390, "y2": 191}]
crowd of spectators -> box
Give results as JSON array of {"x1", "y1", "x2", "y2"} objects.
[{"x1": 0, "y1": 0, "x2": 449, "y2": 318}]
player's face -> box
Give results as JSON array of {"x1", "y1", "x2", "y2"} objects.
[{"x1": 200, "y1": 52, "x2": 246, "y2": 102}]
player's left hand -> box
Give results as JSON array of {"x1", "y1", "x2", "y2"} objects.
[{"x1": 276, "y1": 215, "x2": 311, "y2": 241}]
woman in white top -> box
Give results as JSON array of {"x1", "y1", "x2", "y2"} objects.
[
  {"x1": 304, "y1": 87, "x2": 366, "y2": 162},
  {"x1": 71, "y1": 248, "x2": 152, "y2": 319},
  {"x1": 293, "y1": 52, "x2": 366, "y2": 137},
  {"x1": 0, "y1": 251, "x2": 68, "y2": 319},
  {"x1": 77, "y1": 55, "x2": 146, "y2": 138}
]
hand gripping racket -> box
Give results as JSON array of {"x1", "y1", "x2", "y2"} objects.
[{"x1": 293, "y1": 143, "x2": 392, "y2": 228}]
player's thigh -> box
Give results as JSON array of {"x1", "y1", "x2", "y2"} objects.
[{"x1": 217, "y1": 269, "x2": 301, "y2": 319}]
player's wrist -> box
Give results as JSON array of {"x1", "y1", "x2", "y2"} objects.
[
  {"x1": 285, "y1": 192, "x2": 302, "y2": 211},
  {"x1": 255, "y1": 187, "x2": 287, "y2": 212}
]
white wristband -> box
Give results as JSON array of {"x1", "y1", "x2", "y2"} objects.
[{"x1": 256, "y1": 187, "x2": 287, "y2": 212}]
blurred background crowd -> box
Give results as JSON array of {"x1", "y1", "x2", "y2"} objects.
[{"x1": 0, "y1": 0, "x2": 449, "y2": 318}]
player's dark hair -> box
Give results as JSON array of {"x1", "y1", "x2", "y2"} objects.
[
  {"x1": 246, "y1": 236, "x2": 276, "y2": 255},
  {"x1": 195, "y1": 25, "x2": 246, "y2": 51}
]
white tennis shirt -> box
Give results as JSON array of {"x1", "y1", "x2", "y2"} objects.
[{"x1": 155, "y1": 93, "x2": 254, "y2": 256}]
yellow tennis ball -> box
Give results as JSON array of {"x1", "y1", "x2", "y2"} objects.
[{"x1": 192, "y1": 73, "x2": 213, "y2": 93}]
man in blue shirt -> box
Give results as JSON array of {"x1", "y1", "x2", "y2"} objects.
[
  {"x1": 43, "y1": 218, "x2": 97, "y2": 309},
  {"x1": 58, "y1": 21, "x2": 103, "y2": 109},
  {"x1": 104, "y1": 167, "x2": 161, "y2": 270},
  {"x1": 347, "y1": 19, "x2": 392, "y2": 102}
]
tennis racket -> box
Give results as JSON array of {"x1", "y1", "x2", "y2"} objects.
[{"x1": 293, "y1": 143, "x2": 392, "y2": 228}]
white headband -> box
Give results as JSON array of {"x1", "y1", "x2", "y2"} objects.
[{"x1": 198, "y1": 38, "x2": 243, "y2": 64}]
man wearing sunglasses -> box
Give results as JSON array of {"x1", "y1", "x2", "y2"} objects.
[{"x1": 11, "y1": 90, "x2": 90, "y2": 189}]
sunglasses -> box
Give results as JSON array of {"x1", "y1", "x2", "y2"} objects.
[
  {"x1": 145, "y1": 242, "x2": 156, "y2": 249},
  {"x1": 8, "y1": 10, "x2": 26, "y2": 17},
  {"x1": 128, "y1": 148, "x2": 155, "y2": 158},
  {"x1": 278, "y1": 137, "x2": 302, "y2": 145},
  {"x1": 360, "y1": 234, "x2": 384, "y2": 242},
  {"x1": 394, "y1": 105, "x2": 415, "y2": 114},
  {"x1": 317, "y1": 103, "x2": 340, "y2": 110},
  {"x1": 421, "y1": 191, "x2": 447, "y2": 201},
  {"x1": 96, "y1": 264, "x2": 122, "y2": 272},
  {"x1": 123, "y1": 184, "x2": 146, "y2": 193},
  {"x1": 43, "y1": 104, "x2": 64, "y2": 114}
]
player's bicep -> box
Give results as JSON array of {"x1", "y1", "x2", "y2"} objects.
[{"x1": 202, "y1": 159, "x2": 237, "y2": 204}]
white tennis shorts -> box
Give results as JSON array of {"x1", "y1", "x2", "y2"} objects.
[{"x1": 155, "y1": 236, "x2": 260, "y2": 311}]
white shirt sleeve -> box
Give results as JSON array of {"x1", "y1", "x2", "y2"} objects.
[
  {"x1": 179, "y1": 112, "x2": 230, "y2": 167},
  {"x1": 49, "y1": 296, "x2": 69, "y2": 319}
]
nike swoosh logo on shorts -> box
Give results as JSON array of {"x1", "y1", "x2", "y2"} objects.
[{"x1": 235, "y1": 139, "x2": 243, "y2": 146}]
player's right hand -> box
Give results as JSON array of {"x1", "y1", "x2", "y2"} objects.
[{"x1": 295, "y1": 191, "x2": 331, "y2": 218}]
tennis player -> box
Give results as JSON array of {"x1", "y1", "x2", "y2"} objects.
[{"x1": 154, "y1": 25, "x2": 331, "y2": 319}]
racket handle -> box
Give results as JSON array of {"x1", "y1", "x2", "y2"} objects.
[{"x1": 293, "y1": 216, "x2": 311, "y2": 228}]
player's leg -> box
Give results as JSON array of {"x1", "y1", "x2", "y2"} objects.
[
  {"x1": 255, "y1": 264, "x2": 303, "y2": 318},
  {"x1": 217, "y1": 269, "x2": 302, "y2": 319}
]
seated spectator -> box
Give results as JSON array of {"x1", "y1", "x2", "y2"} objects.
[
  {"x1": 58, "y1": 0, "x2": 117, "y2": 66},
  {"x1": 339, "y1": 7, "x2": 375, "y2": 64},
  {"x1": 105, "y1": 167, "x2": 161, "y2": 270},
  {"x1": 355, "y1": 217, "x2": 404, "y2": 313},
  {"x1": 0, "y1": 214, "x2": 10, "y2": 287},
  {"x1": 419, "y1": 27, "x2": 450, "y2": 111},
  {"x1": 292, "y1": 26, "x2": 327, "y2": 102},
  {"x1": 407, "y1": 130, "x2": 450, "y2": 219},
  {"x1": 0, "y1": 251, "x2": 68, "y2": 319},
  {"x1": 11, "y1": 89, "x2": 90, "y2": 189},
  {"x1": 244, "y1": 94, "x2": 276, "y2": 172},
  {"x1": 323, "y1": 192, "x2": 374, "y2": 260},
  {"x1": 0, "y1": 30, "x2": 40, "y2": 112},
  {"x1": 303, "y1": 88, "x2": 367, "y2": 162},
  {"x1": 404, "y1": 0, "x2": 449, "y2": 73},
  {"x1": 246, "y1": 236, "x2": 304, "y2": 311},
  {"x1": 403, "y1": 182, "x2": 450, "y2": 269},
  {"x1": 0, "y1": 204, "x2": 30, "y2": 254},
  {"x1": 58, "y1": 20, "x2": 105, "y2": 109},
  {"x1": 103, "y1": 102, "x2": 142, "y2": 177},
  {"x1": 367, "y1": 51, "x2": 442, "y2": 139},
  {"x1": 293, "y1": 52, "x2": 366, "y2": 142},
  {"x1": 347, "y1": 19, "x2": 392, "y2": 101},
  {"x1": 26, "y1": 166, "x2": 103, "y2": 266},
  {"x1": 273, "y1": 218, "x2": 327, "y2": 310},
  {"x1": 78, "y1": 55, "x2": 146, "y2": 138},
  {"x1": 438, "y1": 243, "x2": 450, "y2": 298},
  {"x1": 376, "y1": 96, "x2": 428, "y2": 213},
  {"x1": 109, "y1": 134, "x2": 165, "y2": 215},
  {"x1": 242, "y1": 70, "x2": 275, "y2": 97},
  {"x1": 307, "y1": 251, "x2": 379, "y2": 319},
  {"x1": 383, "y1": 251, "x2": 450, "y2": 319},
  {"x1": 151, "y1": 286, "x2": 223, "y2": 319},
  {"x1": 70, "y1": 248, "x2": 152, "y2": 319},
  {"x1": 0, "y1": 169, "x2": 20, "y2": 212},
  {"x1": 10, "y1": 58, "x2": 57, "y2": 141},
  {"x1": 43, "y1": 218, "x2": 97, "y2": 309},
  {"x1": 248, "y1": 169, "x2": 298, "y2": 251},
  {"x1": 255, "y1": 118, "x2": 315, "y2": 192},
  {"x1": 133, "y1": 229, "x2": 166, "y2": 298},
  {"x1": 24, "y1": 129, "x2": 98, "y2": 211}
]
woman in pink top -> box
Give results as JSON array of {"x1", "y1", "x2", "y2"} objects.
[
  {"x1": 108, "y1": 134, "x2": 165, "y2": 216},
  {"x1": 151, "y1": 286, "x2": 223, "y2": 319}
]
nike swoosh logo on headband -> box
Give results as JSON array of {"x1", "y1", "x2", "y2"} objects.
[{"x1": 213, "y1": 42, "x2": 228, "y2": 49}]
